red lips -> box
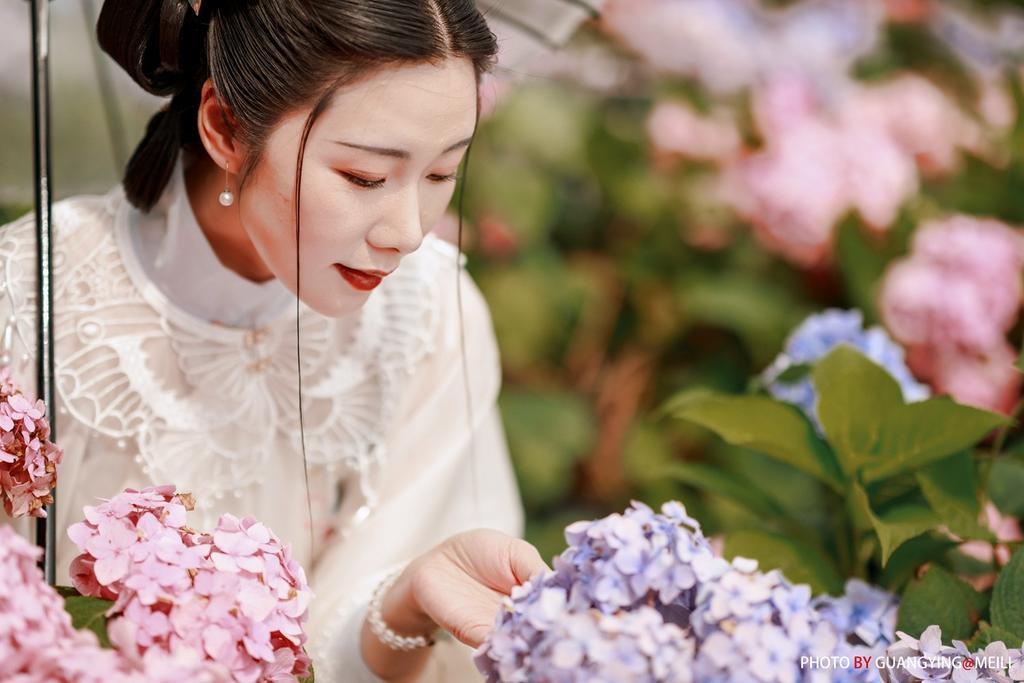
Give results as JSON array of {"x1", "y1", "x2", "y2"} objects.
[{"x1": 334, "y1": 264, "x2": 389, "y2": 291}]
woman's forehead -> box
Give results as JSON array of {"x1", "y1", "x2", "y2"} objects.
[{"x1": 316, "y1": 59, "x2": 479, "y2": 153}]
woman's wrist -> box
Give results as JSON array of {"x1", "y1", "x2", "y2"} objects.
[
  {"x1": 373, "y1": 562, "x2": 438, "y2": 642},
  {"x1": 359, "y1": 562, "x2": 439, "y2": 681}
]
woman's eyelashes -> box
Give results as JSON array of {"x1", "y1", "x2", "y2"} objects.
[
  {"x1": 337, "y1": 170, "x2": 459, "y2": 190},
  {"x1": 340, "y1": 172, "x2": 385, "y2": 189}
]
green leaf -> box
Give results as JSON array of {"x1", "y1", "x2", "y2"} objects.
[
  {"x1": 662, "y1": 389, "x2": 843, "y2": 490},
  {"x1": 654, "y1": 461, "x2": 787, "y2": 520},
  {"x1": 815, "y1": 345, "x2": 903, "y2": 479},
  {"x1": 500, "y1": 388, "x2": 594, "y2": 508},
  {"x1": 55, "y1": 585, "x2": 80, "y2": 598},
  {"x1": 835, "y1": 217, "x2": 886, "y2": 322},
  {"x1": 916, "y1": 453, "x2": 994, "y2": 541},
  {"x1": 775, "y1": 363, "x2": 812, "y2": 384},
  {"x1": 897, "y1": 566, "x2": 982, "y2": 641},
  {"x1": 852, "y1": 483, "x2": 938, "y2": 566},
  {"x1": 814, "y1": 346, "x2": 1007, "y2": 483},
  {"x1": 724, "y1": 529, "x2": 844, "y2": 595},
  {"x1": 63, "y1": 595, "x2": 114, "y2": 648},
  {"x1": 676, "y1": 274, "x2": 806, "y2": 366},
  {"x1": 991, "y1": 549, "x2": 1024, "y2": 641},
  {"x1": 990, "y1": 458, "x2": 1024, "y2": 518},
  {"x1": 968, "y1": 623, "x2": 1024, "y2": 651},
  {"x1": 877, "y1": 533, "x2": 959, "y2": 592}
]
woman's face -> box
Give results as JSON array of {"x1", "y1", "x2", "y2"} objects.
[{"x1": 238, "y1": 58, "x2": 479, "y2": 317}]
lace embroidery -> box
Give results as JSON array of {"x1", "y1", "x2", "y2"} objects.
[{"x1": 0, "y1": 187, "x2": 443, "y2": 533}]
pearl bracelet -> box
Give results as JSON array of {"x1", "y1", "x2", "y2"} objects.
[{"x1": 367, "y1": 567, "x2": 437, "y2": 651}]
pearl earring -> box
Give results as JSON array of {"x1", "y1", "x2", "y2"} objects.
[{"x1": 218, "y1": 162, "x2": 234, "y2": 207}]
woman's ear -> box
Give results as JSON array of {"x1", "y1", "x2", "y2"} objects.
[{"x1": 196, "y1": 78, "x2": 245, "y2": 173}]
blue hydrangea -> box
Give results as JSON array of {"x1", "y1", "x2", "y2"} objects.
[
  {"x1": 879, "y1": 625, "x2": 1024, "y2": 683},
  {"x1": 813, "y1": 579, "x2": 900, "y2": 682},
  {"x1": 689, "y1": 557, "x2": 839, "y2": 683},
  {"x1": 762, "y1": 309, "x2": 930, "y2": 431}
]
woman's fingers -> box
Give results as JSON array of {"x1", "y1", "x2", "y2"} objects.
[{"x1": 506, "y1": 537, "x2": 549, "y2": 585}]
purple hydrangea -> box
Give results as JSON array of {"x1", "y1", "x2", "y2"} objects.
[
  {"x1": 476, "y1": 501, "x2": 916, "y2": 683},
  {"x1": 476, "y1": 573, "x2": 696, "y2": 683},
  {"x1": 762, "y1": 309, "x2": 930, "y2": 430},
  {"x1": 554, "y1": 500, "x2": 725, "y2": 621},
  {"x1": 476, "y1": 502, "x2": 718, "y2": 681}
]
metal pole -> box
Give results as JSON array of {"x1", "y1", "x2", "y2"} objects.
[{"x1": 28, "y1": 0, "x2": 57, "y2": 586}]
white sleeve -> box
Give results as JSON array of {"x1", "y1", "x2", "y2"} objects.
[{"x1": 305, "y1": 261, "x2": 524, "y2": 683}]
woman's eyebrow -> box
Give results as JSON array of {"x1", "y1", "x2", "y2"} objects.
[{"x1": 332, "y1": 137, "x2": 473, "y2": 159}]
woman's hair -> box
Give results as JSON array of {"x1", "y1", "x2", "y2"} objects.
[{"x1": 97, "y1": 0, "x2": 499, "y2": 211}]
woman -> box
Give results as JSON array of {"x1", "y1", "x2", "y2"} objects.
[{"x1": 0, "y1": 1, "x2": 549, "y2": 680}]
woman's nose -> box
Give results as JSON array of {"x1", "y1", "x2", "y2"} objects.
[{"x1": 367, "y1": 193, "x2": 425, "y2": 256}]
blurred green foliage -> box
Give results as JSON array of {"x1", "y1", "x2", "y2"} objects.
[{"x1": 462, "y1": 19, "x2": 1024, "y2": 568}]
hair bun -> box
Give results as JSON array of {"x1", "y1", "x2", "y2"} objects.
[{"x1": 97, "y1": 0, "x2": 202, "y2": 97}]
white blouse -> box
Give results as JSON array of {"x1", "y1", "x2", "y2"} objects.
[{"x1": 0, "y1": 159, "x2": 524, "y2": 682}]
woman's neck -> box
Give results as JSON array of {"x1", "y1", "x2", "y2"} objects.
[{"x1": 182, "y1": 154, "x2": 276, "y2": 283}]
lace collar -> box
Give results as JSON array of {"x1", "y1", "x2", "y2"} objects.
[{"x1": 128, "y1": 156, "x2": 296, "y2": 329}]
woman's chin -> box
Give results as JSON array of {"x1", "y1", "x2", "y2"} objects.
[{"x1": 298, "y1": 287, "x2": 370, "y2": 319}]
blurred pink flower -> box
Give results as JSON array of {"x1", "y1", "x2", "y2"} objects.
[
  {"x1": 646, "y1": 100, "x2": 742, "y2": 164},
  {"x1": 600, "y1": 0, "x2": 882, "y2": 95},
  {"x1": 924, "y1": 343, "x2": 1022, "y2": 416},
  {"x1": 478, "y1": 72, "x2": 514, "y2": 120},
  {"x1": 751, "y1": 71, "x2": 819, "y2": 138},
  {"x1": 840, "y1": 121, "x2": 919, "y2": 229},
  {"x1": 882, "y1": 216, "x2": 1024, "y2": 354},
  {"x1": 959, "y1": 502, "x2": 1023, "y2": 590},
  {"x1": 977, "y1": 77, "x2": 1017, "y2": 132},
  {"x1": 600, "y1": 0, "x2": 762, "y2": 94},
  {"x1": 724, "y1": 74, "x2": 918, "y2": 266},
  {"x1": 883, "y1": 0, "x2": 934, "y2": 23},
  {"x1": 0, "y1": 366, "x2": 63, "y2": 518},
  {"x1": 880, "y1": 215, "x2": 1024, "y2": 413},
  {"x1": 844, "y1": 74, "x2": 984, "y2": 175},
  {"x1": 724, "y1": 121, "x2": 847, "y2": 265},
  {"x1": 478, "y1": 213, "x2": 520, "y2": 259}
]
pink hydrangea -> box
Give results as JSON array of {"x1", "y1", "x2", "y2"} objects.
[
  {"x1": 646, "y1": 100, "x2": 741, "y2": 164},
  {"x1": 723, "y1": 118, "x2": 848, "y2": 266},
  {"x1": 959, "y1": 502, "x2": 1024, "y2": 591},
  {"x1": 600, "y1": 0, "x2": 762, "y2": 95},
  {"x1": 723, "y1": 74, "x2": 919, "y2": 266},
  {"x1": 843, "y1": 74, "x2": 986, "y2": 175},
  {"x1": 0, "y1": 525, "x2": 227, "y2": 682},
  {"x1": 0, "y1": 366, "x2": 64, "y2": 518},
  {"x1": 880, "y1": 215, "x2": 1024, "y2": 413},
  {"x1": 0, "y1": 524, "x2": 79, "y2": 677},
  {"x1": 68, "y1": 486, "x2": 313, "y2": 682}
]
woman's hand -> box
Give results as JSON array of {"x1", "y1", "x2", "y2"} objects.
[
  {"x1": 360, "y1": 529, "x2": 548, "y2": 681},
  {"x1": 408, "y1": 528, "x2": 549, "y2": 647}
]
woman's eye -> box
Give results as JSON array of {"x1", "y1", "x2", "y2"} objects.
[
  {"x1": 428, "y1": 172, "x2": 459, "y2": 183},
  {"x1": 339, "y1": 172, "x2": 385, "y2": 189}
]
